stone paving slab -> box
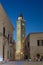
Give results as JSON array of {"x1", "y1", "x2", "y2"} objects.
[{"x1": 0, "y1": 61, "x2": 43, "y2": 65}]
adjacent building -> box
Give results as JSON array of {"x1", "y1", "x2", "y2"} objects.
[
  {"x1": 15, "y1": 13, "x2": 25, "y2": 60},
  {"x1": 25, "y1": 33, "x2": 43, "y2": 60},
  {"x1": 0, "y1": 4, "x2": 14, "y2": 61}
]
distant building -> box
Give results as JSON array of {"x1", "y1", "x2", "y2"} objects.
[
  {"x1": 15, "y1": 13, "x2": 25, "y2": 60},
  {"x1": 25, "y1": 32, "x2": 43, "y2": 60},
  {"x1": 0, "y1": 4, "x2": 14, "y2": 61}
]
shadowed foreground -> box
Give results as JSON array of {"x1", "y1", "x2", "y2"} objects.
[{"x1": 0, "y1": 61, "x2": 43, "y2": 65}]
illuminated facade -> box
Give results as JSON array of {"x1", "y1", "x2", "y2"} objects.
[
  {"x1": 25, "y1": 33, "x2": 43, "y2": 60},
  {"x1": 15, "y1": 13, "x2": 25, "y2": 60},
  {"x1": 0, "y1": 4, "x2": 14, "y2": 61}
]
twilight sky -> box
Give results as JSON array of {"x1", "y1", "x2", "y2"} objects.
[{"x1": 0, "y1": 0, "x2": 43, "y2": 41}]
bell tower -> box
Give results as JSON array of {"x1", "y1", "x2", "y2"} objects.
[{"x1": 15, "y1": 13, "x2": 25, "y2": 60}]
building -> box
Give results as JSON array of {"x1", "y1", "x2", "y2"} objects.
[
  {"x1": 0, "y1": 4, "x2": 14, "y2": 61},
  {"x1": 13, "y1": 40, "x2": 16, "y2": 61},
  {"x1": 25, "y1": 32, "x2": 43, "y2": 60},
  {"x1": 15, "y1": 13, "x2": 25, "y2": 60}
]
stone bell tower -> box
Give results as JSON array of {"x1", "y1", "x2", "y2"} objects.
[{"x1": 15, "y1": 13, "x2": 25, "y2": 60}]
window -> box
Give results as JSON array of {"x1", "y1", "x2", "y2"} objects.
[
  {"x1": 3, "y1": 27, "x2": 5, "y2": 36},
  {"x1": 37, "y1": 40, "x2": 39, "y2": 46},
  {"x1": 8, "y1": 34, "x2": 9, "y2": 41},
  {"x1": 42, "y1": 40, "x2": 43, "y2": 46},
  {"x1": 10, "y1": 37, "x2": 12, "y2": 43},
  {"x1": 37, "y1": 40, "x2": 43, "y2": 46},
  {"x1": 22, "y1": 22, "x2": 25, "y2": 26}
]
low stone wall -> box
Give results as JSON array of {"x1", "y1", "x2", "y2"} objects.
[{"x1": 0, "y1": 61, "x2": 43, "y2": 65}]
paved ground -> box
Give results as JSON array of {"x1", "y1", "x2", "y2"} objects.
[{"x1": 0, "y1": 61, "x2": 43, "y2": 65}]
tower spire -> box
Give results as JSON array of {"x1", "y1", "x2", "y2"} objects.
[{"x1": 19, "y1": 13, "x2": 23, "y2": 19}]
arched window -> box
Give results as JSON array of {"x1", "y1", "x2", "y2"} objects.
[
  {"x1": 3, "y1": 27, "x2": 5, "y2": 36},
  {"x1": 8, "y1": 34, "x2": 10, "y2": 40}
]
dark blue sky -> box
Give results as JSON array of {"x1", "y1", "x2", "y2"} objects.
[{"x1": 0, "y1": 0, "x2": 43, "y2": 41}]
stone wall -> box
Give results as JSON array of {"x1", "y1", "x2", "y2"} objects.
[{"x1": 29, "y1": 33, "x2": 43, "y2": 60}]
